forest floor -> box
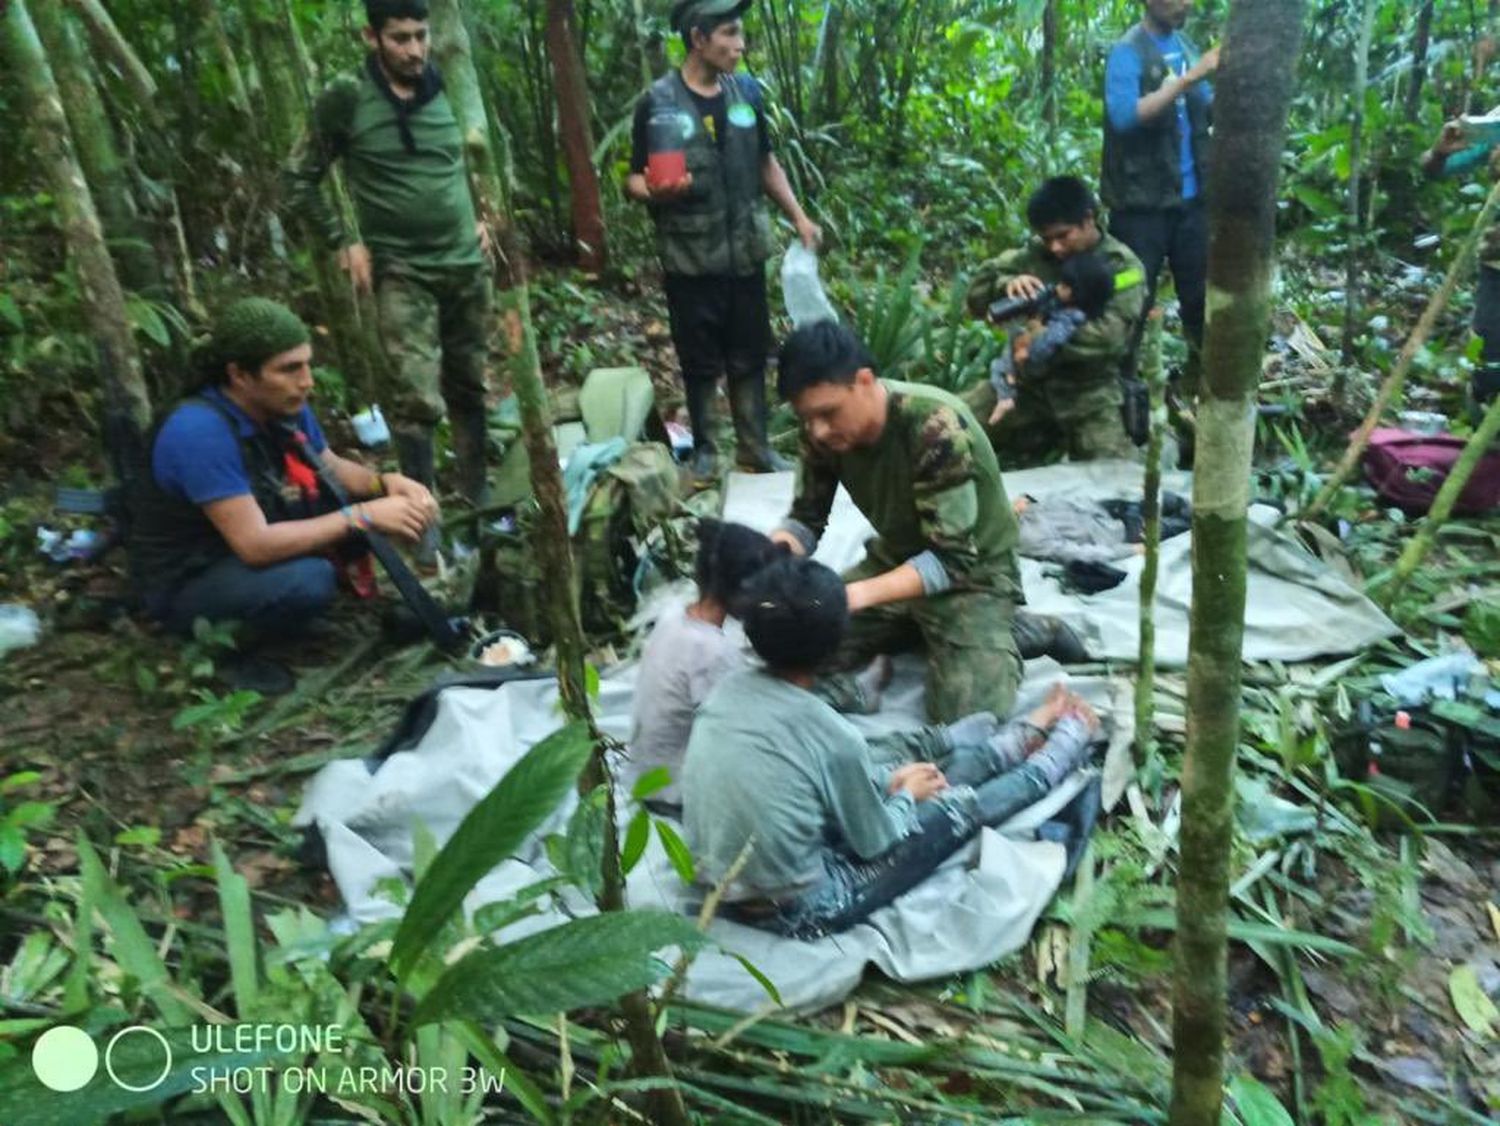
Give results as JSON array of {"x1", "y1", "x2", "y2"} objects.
[{"x1": 2, "y1": 268, "x2": 1499, "y2": 1123}]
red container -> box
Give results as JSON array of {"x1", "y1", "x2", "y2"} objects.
[{"x1": 646, "y1": 149, "x2": 687, "y2": 188}]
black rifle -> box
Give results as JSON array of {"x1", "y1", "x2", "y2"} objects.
[
  {"x1": 987, "y1": 284, "x2": 1061, "y2": 324},
  {"x1": 281, "y1": 425, "x2": 469, "y2": 655}
]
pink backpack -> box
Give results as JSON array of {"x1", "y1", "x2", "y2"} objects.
[{"x1": 1363, "y1": 428, "x2": 1500, "y2": 516}]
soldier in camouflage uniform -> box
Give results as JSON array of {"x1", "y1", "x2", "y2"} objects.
[
  {"x1": 282, "y1": 0, "x2": 490, "y2": 564},
  {"x1": 965, "y1": 177, "x2": 1146, "y2": 466},
  {"x1": 769, "y1": 321, "x2": 1028, "y2": 723}
]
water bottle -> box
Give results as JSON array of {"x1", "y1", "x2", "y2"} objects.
[{"x1": 646, "y1": 108, "x2": 688, "y2": 189}]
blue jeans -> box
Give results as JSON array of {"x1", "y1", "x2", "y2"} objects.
[
  {"x1": 155, "y1": 555, "x2": 337, "y2": 639},
  {"x1": 755, "y1": 762, "x2": 1051, "y2": 940}
]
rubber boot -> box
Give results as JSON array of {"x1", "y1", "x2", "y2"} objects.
[
  {"x1": 728, "y1": 374, "x2": 792, "y2": 472},
  {"x1": 1012, "y1": 611, "x2": 1089, "y2": 663},
  {"x1": 683, "y1": 377, "x2": 719, "y2": 482},
  {"x1": 394, "y1": 428, "x2": 441, "y2": 569},
  {"x1": 448, "y1": 408, "x2": 491, "y2": 511}
]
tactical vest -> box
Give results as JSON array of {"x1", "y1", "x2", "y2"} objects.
[
  {"x1": 645, "y1": 72, "x2": 773, "y2": 278},
  {"x1": 1100, "y1": 25, "x2": 1213, "y2": 213},
  {"x1": 128, "y1": 394, "x2": 337, "y2": 603}
]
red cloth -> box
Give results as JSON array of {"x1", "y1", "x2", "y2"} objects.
[
  {"x1": 1363, "y1": 428, "x2": 1500, "y2": 516},
  {"x1": 282, "y1": 450, "x2": 321, "y2": 502}
]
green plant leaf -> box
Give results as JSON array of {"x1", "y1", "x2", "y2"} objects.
[
  {"x1": 0, "y1": 827, "x2": 26, "y2": 874},
  {"x1": 0, "y1": 771, "x2": 41, "y2": 793},
  {"x1": 631, "y1": 766, "x2": 673, "y2": 800},
  {"x1": 212, "y1": 839, "x2": 259, "y2": 1015},
  {"x1": 1227, "y1": 1074, "x2": 1295, "y2": 1126},
  {"x1": 654, "y1": 819, "x2": 696, "y2": 884},
  {"x1": 1449, "y1": 963, "x2": 1498, "y2": 1038},
  {"x1": 0, "y1": 293, "x2": 23, "y2": 330},
  {"x1": 413, "y1": 910, "x2": 709, "y2": 1026},
  {"x1": 5, "y1": 802, "x2": 54, "y2": 831},
  {"x1": 114, "y1": 826, "x2": 161, "y2": 848},
  {"x1": 389, "y1": 721, "x2": 593, "y2": 978},
  {"x1": 620, "y1": 808, "x2": 650, "y2": 874}
]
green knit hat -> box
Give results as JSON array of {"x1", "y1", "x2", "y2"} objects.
[{"x1": 210, "y1": 298, "x2": 311, "y2": 379}]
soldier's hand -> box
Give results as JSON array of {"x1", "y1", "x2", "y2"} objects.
[
  {"x1": 795, "y1": 215, "x2": 823, "y2": 250},
  {"x1": 890, "y1": 763, "x2": 949, "y2": 802},
  {"x1": 1005, "y1": 275, "x2": 1046, "y2": 300},
  {"x1": 647, "y1": 172, "x2": 695, "y2": 201},
  {"x1": 988, "y1": 397, "x2": 1015, "y2": 426},
  {"x1": 381, "y1": 474, "x2": 440, "y2": 522},
  {"x1": 769, "y1": 529, "x2": 807, "y2": 556},
  {"x1": 338, "y1": 243, "x2": 374, "y2": 295},
  {"x1": 362, "y1": 495, "x2": 431, "y2": 542},
  {"x1": 1187, "y1": 44, "x2": 1220, "y2": 83}
]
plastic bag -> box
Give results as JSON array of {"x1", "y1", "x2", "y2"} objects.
[
  {"x1": 0, "y1": 605, "x2": 41, "y2": 659},
  {"x1": 781, "y1": 243, "x2": 838, "y2": 328}
]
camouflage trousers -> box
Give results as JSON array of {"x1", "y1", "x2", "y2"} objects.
[
  {"x1": 964, "y1": 376, "x2": 1136, "y2": 468},
  {"x1": 376, "y1": 261, "x2": 492, "y2": 429},
  {"x1": 817, "y1": 559, "x2": 1023, "y2": 723}
]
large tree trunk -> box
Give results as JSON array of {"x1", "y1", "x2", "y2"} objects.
[
  {"x1": 1169, "y1": 3, "x2": 1305, "y2": 1124},
  {"x1": 1339, "y1": 0, "x2": 1377, "y2": 364},
  {"x1": 4, "y1": 0, "x2": 151, "y2": 454},
  {"x1": 428, "y1": 4, "x2": 689, "y2": 1123},
  {"x1": 30, "y1": 1, "x2": 162, "y2": 298},
  {"x1": 1404, "y1": 1, "x2": 1436, "y2": 124},
  {"x1": 545, "y1": 0, "x2": 608, "y2": 272}
]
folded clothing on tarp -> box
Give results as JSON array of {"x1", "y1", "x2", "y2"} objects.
[
  {"x1": 294, "y1": 654, "x2": 1129, "y2": 1014},
  {"x1": 720, "y1": 461, "x2": 1399, "y2": 667}
]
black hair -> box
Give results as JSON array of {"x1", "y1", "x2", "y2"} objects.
[
  {"x1": 1058, "y1": 252, "x2": 1114, "y2": 320},
  {"x1": 775, "y1": 320, "x2": 873, "y2": 402},
  {"x1": 739, "y1": 557, "x2": 848, "y2": 672},
  {"x1": 1025, "y1": 176, "x2": 1098, "y2": 231},
  {"x1": 694, "y1": 519, "x2": 785, "y2": 612},
  {"x1": 365, "y1": 0, "x2": 429, "y2": 32},
  {"x1": 680, "y1": 9, "x2": 740, "y2": 51}
]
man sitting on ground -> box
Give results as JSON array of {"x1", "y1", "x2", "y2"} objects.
[
  {"x1": 129, "y1": 299, "x2": 438, "y2": 658},
  {"x1": 771, "y1": 321, "x2": 1084, "y2": 724},
  {"x1": 965, "y1": 176, "x2": 1145, "y2": 465},
  {"x1": 682, "y1": 556, "x2": 1099, "y2": 939}
]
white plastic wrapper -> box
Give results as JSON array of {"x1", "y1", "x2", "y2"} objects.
[{"x1": 781, "y1": 242, "x2": 838, "y2": 328}]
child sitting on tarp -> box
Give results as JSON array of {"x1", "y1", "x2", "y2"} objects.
[
  {"x1": 681, "y1": 556, "x2": 1099, "y2": 939},
  {"x1": 623, "y1": 520, "x2": 783, "y2": 813}
]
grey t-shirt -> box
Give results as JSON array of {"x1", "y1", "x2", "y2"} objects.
[
  {"x1": 625, "y1": 606, "x2": 743, "y2": 804},
  {"x1": 682, "y1": 667, "x2": 919, "y2": 902}
]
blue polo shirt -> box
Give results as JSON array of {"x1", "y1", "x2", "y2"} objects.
[
  {"x1": 1105, "y1": 29, "x2": 1212, "y2": 201},
  {"x1": 152, "y1": 387, "x2": 328, "y2": 506}
]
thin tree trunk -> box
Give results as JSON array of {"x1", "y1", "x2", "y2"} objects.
[
  {"x1": 1379, "y1": 393, "x2": 1500, "y2": 609},
  {"x1": 1136, "y1": 310, "x2": 1166, "y2": 763},
  {"x1": 630, "y1": 0, "x2": 654, "y2": 87},
  {"x1": 4, "y1": 0, "x2": 151, "y2": 447},
  {"x1": 1340, "y1": 0, "x2": 1377, "y2": 365},
  {"x1": 31, "y1": 1, "x2": 161, "y2": 298},
  {"x1": 201, "y1": 0, "x2": 254, "y2": 124},
  {"x1": 1404, "y1": 1, "x2": 1436, "y2": 124},
  {"x1": 813, "y1": 0, "x2": 843, "y2": 122},
  {"x1": 1041, "y1": 0, "x2": 1059, "y2": 128},
  {"x1": 545, "y1": 0, "x2": 608, "y2": 272},
  {"x1": 429, "y1": 4, "x2": 688, "y2": 1123},
  {"x1": 1302, "y1": 175, "x2": 1500, "y2": 522},
  {"x1": 1169, "y1": 3, "x2": 1305, "y2": 1124},
  {"x1": 66, "y1": 0, "x2": 158, "y2": 112}
]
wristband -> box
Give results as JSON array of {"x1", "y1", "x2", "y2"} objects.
[{"x1": 371, "y1": 473, "x2": 386, "y2": 497}]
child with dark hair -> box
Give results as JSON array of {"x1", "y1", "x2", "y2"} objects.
[
  {"x1": 682, "y1": 556, "x2": 1100, "y2": 939},
  {"x1": 625, "y1": 519, "x2": 784, "y2": 808},
  {"x1": 987, "y1": 251, "x2": 1116, "y2": 425}
]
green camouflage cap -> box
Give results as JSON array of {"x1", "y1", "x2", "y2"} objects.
[{"x1": 670, "y1": 0, "x2": 752, "y2": 34}]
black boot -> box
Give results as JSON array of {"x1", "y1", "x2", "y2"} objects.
[
  {"x1": 1013, "y1": 611, "x2": 1089, "y2": 663},
  {"x1": 728, "y1": 374, "x2": 792, "y2": 472},
  {"x1": 394, "y1": 428, "x2": 441, "y2": 569},
  {"x1": 683, "y1": 377, "x2": 719, "y2": 482},
  {"x1": 449, "y1": 408, "x2": 491, "y2": 510}
]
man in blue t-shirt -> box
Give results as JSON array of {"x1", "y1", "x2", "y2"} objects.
[
  {"x1": 130, "y1": 298, "x2": 438, "y2": 644},
  {"x1": 1101, "y1": 0, "x2": 1218, "y2": 394}
]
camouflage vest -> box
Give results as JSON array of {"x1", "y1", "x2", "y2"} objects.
[
  {"x1": 1100, "y1": 25, "x2": 1213, "y2": 213},
  {"x1": 645, "y1": 72, "x2": 773, "y2": 278}
]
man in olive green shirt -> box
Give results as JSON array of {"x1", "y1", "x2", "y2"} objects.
[
  {"x1": 283, "y1": 0, "x2": 491, "y2": 564},
  {"x1": 771, "y1": 321, "x2": 1031, "y2": 722},
  {"x1": 965, "y1": 177, "x2": 1145, "y2": 466}
]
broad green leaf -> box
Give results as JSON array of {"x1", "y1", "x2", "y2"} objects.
[
  {"x1": 564, "y1": 787, "x2": 606, "y2": 896},
  {"x1": 620, "y1": 809, "x2": 650, "y2": 874},
  {"x1": 1228, "y1": 1074, "x2": 1295, "y2": 1126},
  {"x1": 654, "y1": 819, "x2": 696, "y2": 884},
  {"x1": 0, "y1": 827, "x2": 27, "y2": 874},
  {"x1": 0, "y1": 771, "x2": 41, "y2": 793},
  {"x1": 631, "y1": 766, "x2": 673, "y2": 800},
  {"x1": 0, "y1": 293, "x2": 22, "y2": 331},
  {"x1": 125, "y1": 294, "x2": 171, "y2": 347},
  {"x1": 414, "y1": 910, "x2": 709, "y2": 1026},
  {"x1": 114, "y1": 826, "x2": 161, "y2": 848},
  {"x1": 1449, "y1": 963, "x2": 1498, "y2": 1038},
  {"x1": 212, "y1": 839, "x2": 259, "y2": 1015},
  {"x1": 390, "y1": 721, "x2": 593, "y2": 977},
  {"x1": 6, "y1": 802, "x2": 55, "y2": 831}
]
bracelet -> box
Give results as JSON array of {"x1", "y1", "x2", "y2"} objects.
[
  {"x1": 341, "y1": 505, "x2": 374, "y2": 531},
  {"x1": 371, "y1": 473, "x2": 386, "y2": 497}
]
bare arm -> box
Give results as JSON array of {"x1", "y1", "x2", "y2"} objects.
[
  {"x1": 846, "y1": 562, "x2": 926, "y2": 613},
  {"x1": 203, "y1": 489, "x2": 434, "y2": 569},
  {"x1": 1134, "y1": 45, "x2": 1219, "y2": 125},
  {"x1": 761, "y1": 155, "x2": 820, "y2": 248}
]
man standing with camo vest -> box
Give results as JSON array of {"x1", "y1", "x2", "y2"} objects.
[
  {"x1": 283, "y1": 0, "x2": 491, "y2": 566},
  {"x1": 625, "y1": 0, "x2": 821, "y2": 481},
  {"x1": 1102, "y1": 0, "x2": 1218, "y2": 396}
]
